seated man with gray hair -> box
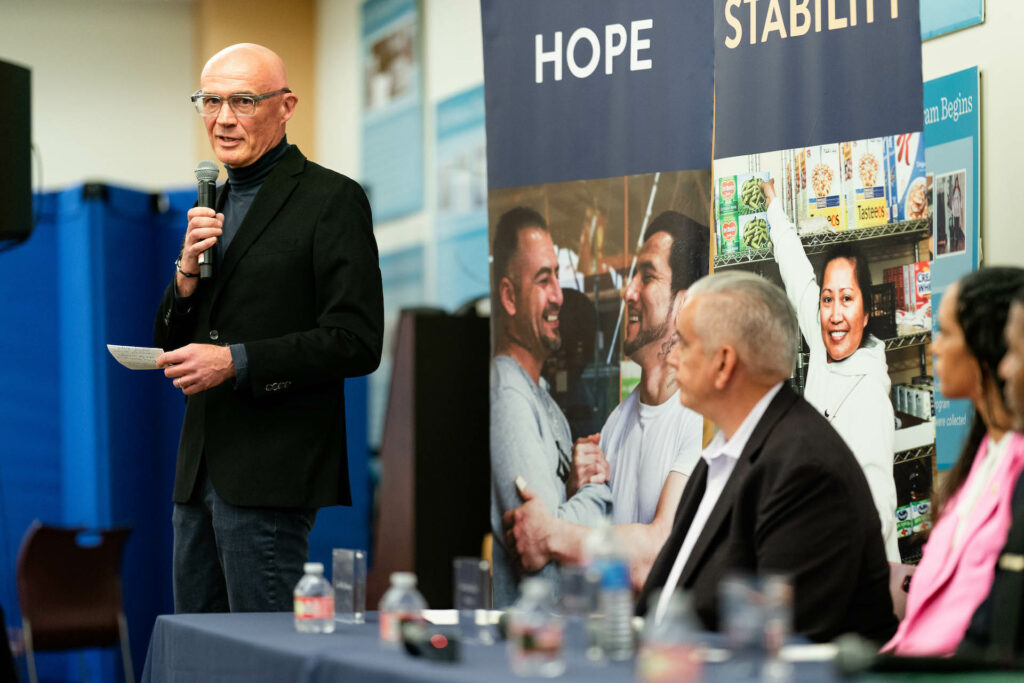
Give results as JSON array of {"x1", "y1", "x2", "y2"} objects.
[{"x1": 636, "y1": 271, "x2": 897, "y2": 644}]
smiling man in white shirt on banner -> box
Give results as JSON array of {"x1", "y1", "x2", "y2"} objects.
[{"x1": 503, "y1": 211, "x2": 707, "y2": 588}]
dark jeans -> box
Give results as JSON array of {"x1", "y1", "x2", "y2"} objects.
[{"x1": 172, "y1": 466, "x2": 317, "y2": 613}]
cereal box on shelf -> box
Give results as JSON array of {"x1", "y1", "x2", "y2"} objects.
[
  {"x1": 883, "y1": 265, "x2": 909, "y2": 311},
  {"x1": 883, "y1": 261, "x2": 931, "y2": 329},
  {"x1": 783, "y1": 149, "x2": 797, "y2": 221},
  {"x1": 886, "y1": 133, "x2": 928, "y2": 222},
  {"x1": 846, "y1": 138, "x2": 889, "y2": 229},
  {"x1": 794, "y1": 147, "x2": 812, "y2": 233},
  {"x1": 912, "y1": 260, "x2": 931, "y2": 325},
  {"x1": 805, "y1": 144, "x2": 846, "y2": 231},
  {"x1": 840, "y1": 141, "x2": 853, "y2": 183}
]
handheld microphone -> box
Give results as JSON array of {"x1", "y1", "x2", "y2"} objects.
[
  {"x1": 833, "y1": 634, "x2": 1022, "y2": 675},
  {"x1": 194, "y1": 160, "x2": 219, "y2": 280}
]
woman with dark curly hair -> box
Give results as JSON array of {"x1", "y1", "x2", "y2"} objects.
[{"x1": 882, "y1": 266, "x2": 1024, "y2": 656}]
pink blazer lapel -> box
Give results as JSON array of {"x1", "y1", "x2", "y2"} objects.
[
  {"x1": 957, "y1": 434, "x2": 1024, "y2": 543},
  {"x1": 926, "y1": 435, "x2": 1024, "y2": 593}
]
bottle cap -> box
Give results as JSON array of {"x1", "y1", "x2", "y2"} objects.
[
  {"x1": 391, "y1": 571, "x2": 416, "y2": 588},
  {"x1": 521, "y1": 577, "x2": 552, "y2": 600},
  {"x1": 304, "y1": 562, "x2": 324, "y2": 574}
]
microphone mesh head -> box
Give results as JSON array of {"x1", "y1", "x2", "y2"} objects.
[{"x1": 194, "y1": 160, "x2": 220, "y2": 182}]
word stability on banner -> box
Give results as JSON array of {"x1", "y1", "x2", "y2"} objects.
[{"x1": 722, "y1": 0, "x2": 909, "y2": 48}]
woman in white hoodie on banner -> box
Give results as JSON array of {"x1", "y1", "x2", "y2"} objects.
[{"x1": 761, "y1": 180, "x2": 899, "y2": 562}]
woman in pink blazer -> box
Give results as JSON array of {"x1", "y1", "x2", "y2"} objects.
[{"x1": 884, "y1": 267, "x2": 1024, "y2": 656}]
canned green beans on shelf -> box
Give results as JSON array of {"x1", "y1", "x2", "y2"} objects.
[
  {"x1": 740, "y1": 177, "x2": 767, "y2": 213},
  {"x1": 742, "y1": 217, "x2": 771, "y2": 249}
]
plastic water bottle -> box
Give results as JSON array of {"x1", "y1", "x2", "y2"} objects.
[
  {"x1": 378, "y1": 572, "x2": 427, "y2": 645},
  {"x1": 584, "y1": 517, "x2": 634, "y2": 660},
  {"x1": 507, "y1": 577, "x2": 565, "y2": 677},
  {"x1": 294, "y1": 562, "x2": 335, "y2": 633}
]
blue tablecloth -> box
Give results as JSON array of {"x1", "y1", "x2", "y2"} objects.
[{"x1": 141, "y1": 611, "x2": 839, "y2": 682}]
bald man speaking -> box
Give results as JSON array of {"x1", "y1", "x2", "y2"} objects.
[{"x1": 154, "y1": 44, "x2": 383, "y2": 613}]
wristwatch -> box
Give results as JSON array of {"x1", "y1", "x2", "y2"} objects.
[{"x1": 175, "y1": 257, "x2": 199, "y2": 278}]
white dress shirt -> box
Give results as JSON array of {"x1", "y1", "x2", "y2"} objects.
[{"x1": 653, "y1": 382, "x2": 784, "y2": 624}]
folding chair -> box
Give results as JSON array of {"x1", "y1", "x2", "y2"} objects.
[
  {"x1": 16, "y1": 521, "x2": 133, "y2": 683},
  {"x1": 0, "y1": 602, "x2": 17, "y2": 682}
]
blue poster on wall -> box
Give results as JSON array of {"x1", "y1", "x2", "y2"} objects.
[
  {"x1": 920, "y1": 0, "x2": 984, "y2": 40},
  {"x1": 925, "y1": 66, "x2": 980, "y2": 469},
  {"x1": 435, "y1": 85, "x2": 488, "y2": 311},
  {"x1": 361, "y1": 0, "x2": 423, "y2": 222}
]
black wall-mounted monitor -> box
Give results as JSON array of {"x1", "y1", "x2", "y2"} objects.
[{"x1": 0, "y1": 59, "x2": 31, "y2": 242}]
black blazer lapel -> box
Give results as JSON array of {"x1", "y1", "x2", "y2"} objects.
[
  {"x1": 740, "y1": 383, "x2": 799, "y2": 465},
  {"x1": 210, "y1": 146, "x2": 305, "y2": 307},
  {"x1": 677, "y1": 456, "x2": 750, "y2": 585},
  {"x1": 677, "y1": 384, "x2": 799, "y2": 585}
]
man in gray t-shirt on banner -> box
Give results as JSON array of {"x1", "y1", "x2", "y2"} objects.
[{"x1": 489, "y1": 207, "x2": 612, "y2": 607}]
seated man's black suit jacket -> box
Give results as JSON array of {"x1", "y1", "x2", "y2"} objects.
[{"x1": 637, "y1": 383, "x2": 898, "y2": 644}]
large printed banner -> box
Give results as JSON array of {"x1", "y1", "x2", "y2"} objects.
[
  {"x1": 482, "y1": 0, "x2": 713, "y2": 604},
  {"x1": 712, "y1": 0, "x2": 931, "y2": 562}
]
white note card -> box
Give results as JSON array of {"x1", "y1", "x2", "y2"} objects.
[{"x1": 106, "y1": 345, "x2": 164, "y2": 370}]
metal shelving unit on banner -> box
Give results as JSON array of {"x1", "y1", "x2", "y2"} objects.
[
  {"x1": 713, "y1": 218, "x2": 932, "y2": 269},
  {"x1": 894, "y1": 444, "x2": 934, "y2": 466}
]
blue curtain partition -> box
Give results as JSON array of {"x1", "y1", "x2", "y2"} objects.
[{"x1": 0, "y1": 184, "x2": 371, "y2": 681}]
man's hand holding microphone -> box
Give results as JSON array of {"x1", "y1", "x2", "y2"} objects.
[
  {"x1": 175, "y1": 206, "x2": 223, "y2": 297},
  {"x1": 159, "y1": 160, "x2": 234, "y2": 395}
]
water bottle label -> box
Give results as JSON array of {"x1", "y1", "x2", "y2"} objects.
[
  {"x1": 294, "y1": 596, "x2": 334, "y2": 620},
  {"x1": 637, "y1": 643, "x2": 701, "y2": 681},
  {"x1": 380, "y1": 612, "x2": 398, "y2": 642},
  {"x1": 592, "y1": 558, "x2": 630, "y2": 590},
  {"x1": 509, "y1": 623, "x2": 564, "y2": 654}
]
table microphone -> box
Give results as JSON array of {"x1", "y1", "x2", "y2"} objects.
[
  {"x1": 194, "y1": 160, "x2": 219, "y2": 280},
  {"x1": 833, "y1": 634, "x2": 1022, "y2": 675}
]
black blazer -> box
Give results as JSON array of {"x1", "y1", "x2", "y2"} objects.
[
  {"x1": 637, "y1": 384, "x2": 897, "y2": 644},
  {"x1": 155, "y1": 146, "x2": 383, "y2": 509}
]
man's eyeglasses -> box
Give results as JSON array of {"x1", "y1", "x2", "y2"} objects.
[{"x1": 190, "y1": 88, "x2": 292, "y2": 117}]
